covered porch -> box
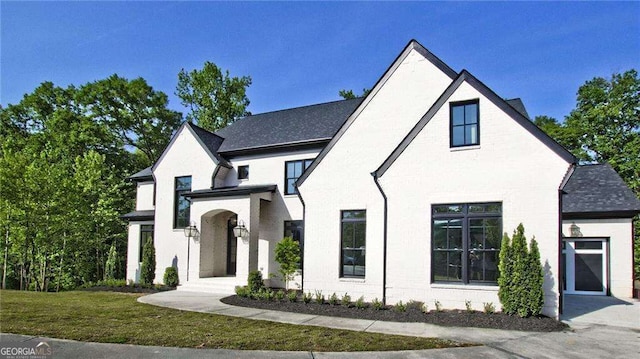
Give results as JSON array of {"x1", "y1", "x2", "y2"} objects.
[{"x1": 180, "y1": 185, "x2": 277, "y2": 292}]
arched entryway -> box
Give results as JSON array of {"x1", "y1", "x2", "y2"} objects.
[{"x1": 199, "y1": 209, "x2": 237, "y2": 278}]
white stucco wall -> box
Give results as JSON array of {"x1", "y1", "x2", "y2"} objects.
[
  {"x1": 562, "y1": 218, "x2": 634, "y2": 298},
  {"x1": 152, "y1": 125, "x2": 218, "y2": 284},
  {"x1": 135, "y1": 181, "x2": 154, "y2": 210},
  {"x1": 379, "y1": 80, "x2": 571, "y2": 317},
  {"x1": 299, "y1": 47, "x2": 455, "y2": 300}
]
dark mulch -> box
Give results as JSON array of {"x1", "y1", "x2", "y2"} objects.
[
  {"x1": 221, "y1": 295, "x2": 568, "y2": 332},
  {"x1": 81, "y1": 285, "x2": 175, "y2": 294}
]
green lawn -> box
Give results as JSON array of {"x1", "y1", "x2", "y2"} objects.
[{"x1": 0, "y1": 290, "x2": 469, "y2": 351}]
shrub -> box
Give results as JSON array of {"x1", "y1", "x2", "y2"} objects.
[
  {"x1": 394, "y1": 301, "x2": 407, "y2": 312},
  {"x1": 302, "y1": 291, "x2": 312, "y2": 304},
  {"x1": 235, "y1": 285, "x2": 250, "y2": 298},
  {"x1": 265, "y1": 289, "x2": 275, "y2": 301},
  {"x1": 314, "y1": 290, "x2": 324, "y2": 304},
  {"x1": 465, "y1": 300, "x2": 473, "y2": 312},
  {"x1": 95, "y1": 279, "x2": 127, "y2": 287},
  {"x1": 105, "y1": 243, "x2": 117, "y2": 280},
  {"x1": 434, "y1": 300, "x2": 442, "y2": 312},
  {"x1": 248, "y1": 270, "x2": 264, "y2": 293},
  {"x1": 372, "y1": 297, "x2": 384, "y2": 310},
  {"x1": 274, "y1": 236, "x2": 300, "y2": 289},
  {"x1": 498, "y1": 224, "x2": 545, "y2": 317},
  {"x1": 287, "y1": 290, "x2": 298, "y2": 302},
  {"x1": 140, "y1": 235, "x2": 156, "y2": 285},
  {"x1": 421, "y1": 303, "x2": 429, "y2": 313},
  {"x1": 275, "y1": 290, "x2": 285, "y2": 301},
  {"x1": 355, "y1": 296, "x2": 366, "y2": 309},
  {"x1": 407, "y1": 300, "x2": 424, "y2": 311},
  {"x1": 163, "y1": 267, "x2": 179, "y2": 287},
  {"x1": 341, "y1": 293, "x2": 351, "y2": 307},
  {"x1": 484, "y1": 302, "x2": 495, "y2": 314},
  {"x1": 328, "y1": 292, "x2": 339, "y2": 305}
]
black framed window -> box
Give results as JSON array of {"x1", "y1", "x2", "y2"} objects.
[
  {"x1": 237, "y1": 165, "x2": 249, "y2": 180},
  {"x1": 139, "y1": 225, "x2": 154, "y2": 262},
  {"x1": 341, "y1": 210, "x2": 366, "y2": 278},
  {"x1": 174, "y1": 176, "x2": 192, "y2": 228},
  {"x1": 450, "y1": 100, "x2": 479, "y2": 147},
  {"x1": 285, "y1": 159, "x2": 313, "y2": 195},
  {"x1": 432, "y1": 202, "x2": 501, "y2": 284},
  {"x1": 284, "y1": 220, "x2": 304, "y2": 269}
]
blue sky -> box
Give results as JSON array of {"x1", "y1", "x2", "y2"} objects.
[{"x1": 2, "y1": 1, "x2": 639, "y2": 122}]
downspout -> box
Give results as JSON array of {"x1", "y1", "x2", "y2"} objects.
[
  {"x1": 558, "y1": 163, "x2": 576, "y2": 316},
  {"x1": 295, "y1": 186, "x2": 306, "y2": 293},
  {"x1": 371, "y1": 172, "x2": 388, "y2": 305},
  {"x1": 557, "y1": 187, "x2": 564, "y2": 316}
]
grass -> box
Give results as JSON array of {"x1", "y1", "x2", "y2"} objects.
[{"x1": 0, "y1": 290, "x2": 469, "y2": 351}]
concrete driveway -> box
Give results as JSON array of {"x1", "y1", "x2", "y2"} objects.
[{"x1": 561, "y1": 294, "x2": 640, "y2": 329}]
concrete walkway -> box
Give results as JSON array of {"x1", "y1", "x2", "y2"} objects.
[{"x1": 135, "y1": 290, "x2": 640, "y2": 358}]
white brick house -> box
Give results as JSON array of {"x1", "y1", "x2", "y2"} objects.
[{"x1": 123, "y1": 40, "x2": 640, "y2": 317}]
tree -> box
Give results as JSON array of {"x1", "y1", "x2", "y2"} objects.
[
  {"x1": 140, "y1": 235, "x2": 156, "y2": 285},
  {"x1": 339, "y1": 88, "x2": 371, "y2": 100},
  {"x1": 105, "y1": 243, "x2": 117, "y2": 280},
  {"x1": 176, "y1": 62, "x2": 251, "y2": 132},
  {"x1": 534, "y1": 69, "x2": 640, "y2": 279},
  {"x1": 498, "y1": 224, "x2": 544, "y2": 317},
  {"x1": 77, "y1": 74, "x2": 183, "y2": 167},
  {"x1": 274, "y1": 236, "x2": 300, "y2": 289}
]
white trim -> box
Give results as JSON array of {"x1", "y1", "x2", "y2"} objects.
[{"x1": 563, "y1": 238, "x2": 608, "y2": 295}]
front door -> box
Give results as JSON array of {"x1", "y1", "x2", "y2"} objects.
[
  {"x1": 562, "y1": 238, "x2": 608, "y2": 295},
  {"x1": 226, "y1": 218, "x2": 237, "y2": 275}
]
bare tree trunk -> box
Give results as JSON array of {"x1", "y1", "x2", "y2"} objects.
[
  {"x1": 2, "y1": 213, "x2": 9, "y2": 289},
  {"x1": 56, "y1": 232, "x2": 66, "y2": 292}
]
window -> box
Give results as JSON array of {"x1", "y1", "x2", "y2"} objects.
[
  {"x1": 139, "y1": 225, "x2": 154, "y2": 262},
  {"x1": 285, "y1": 159, "x2": 313, "y2": 195},
  {"x1": 450, "y1": 100, "x2": 479, "y2": 147},
  {"x1": 341, "y1": 210, "x2": 366, "y2": 278},
  {"x1": 432, "y1": 202, "x2": 501, "y2": 284},
  {"x1": 174, "y1": 176, "x2": 192, "y2": 228},
  {"x1": 237, "y1": 165, "x2": 249, "y2": 180},
  {"x1": 284, "y1": 220, "x2": 304, "y2": 269}
]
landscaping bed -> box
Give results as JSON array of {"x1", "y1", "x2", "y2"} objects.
[{"x1": 221, "y1": 295, "x2": 569, "y2": 332}]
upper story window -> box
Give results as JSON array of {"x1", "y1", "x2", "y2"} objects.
[
  {"x1": 174, "y1": 176, "x2": 192, "y2": 228},
  {"x1": 450, "y1": 100, "x2": 479, "y2": 147},
  {"x1": 432, "y1": 202, "x2": 502, "y2": 284},
  {"x1": 341, "y1": 210, "x2": 366, "y2": 278},
  {"x1": 285, "y1": 159, "x2": 313, "y2": 195},
  {"x1": 237, "y1": 165, "x2": 249, "y2": 180}
]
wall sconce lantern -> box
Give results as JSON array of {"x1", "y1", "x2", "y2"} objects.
[
  {"x1": 183, "y1": 221, "x2": 198, "y2": 281},
  {"x1": 570, "y1": 222, "x2": 582, "y2": 237},
  {"x1": 233, "y1": 219, "x2": 249, "y2": 238}
]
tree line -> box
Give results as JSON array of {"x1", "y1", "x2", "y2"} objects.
[{"x1": 0, "y1": 64, "x2": 250, "y2": 290}]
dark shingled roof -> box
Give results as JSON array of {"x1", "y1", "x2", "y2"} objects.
[
  {"x1": 215, "y1": 98, "x2": 364, "y2": 154},
  {"x1": 128, "y1": 166, "x2": 153, "y2": 182},
  {"x1": 505, "y1": 98, "x2": 530, "y2": 120},
  {"x1": 188, "y1": 123, "x2": 232, "y2": 167},
  {"x1": 563, "y1": 163, "x2": 640, "y2": 218},
  {"x1": 120, "y1": 210, "x2": 155, "y2": 221},
  {"x1": 185, "y1": 184, "x2": 277, "y2": 199}
]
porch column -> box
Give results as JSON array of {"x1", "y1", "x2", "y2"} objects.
[{"x1": 248, "y1": 193, "x2": 260, "y2": 272}]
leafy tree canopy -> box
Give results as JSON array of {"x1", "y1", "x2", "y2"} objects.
[
  {"x1": 176, "y1": 61, "x2": 251, "y2": 132},
  {"x1": 338, "y1": 88, "x2": 371, "y2": 100}
]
